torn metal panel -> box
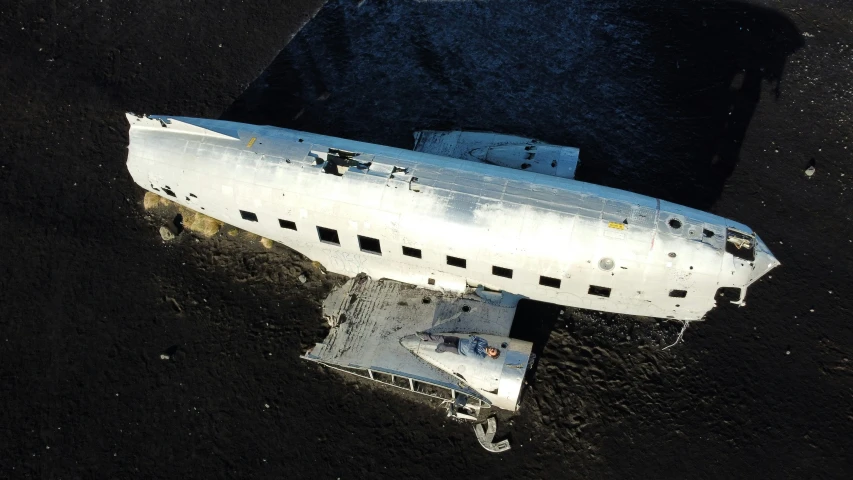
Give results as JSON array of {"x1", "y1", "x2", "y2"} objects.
[{"x1": 474, "y1": 417, "x2": 511, "y2": 453}]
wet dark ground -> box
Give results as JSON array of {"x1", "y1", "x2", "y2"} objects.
[{"x1": 2, "y1": 0, "x2": 853, "y2": 478}]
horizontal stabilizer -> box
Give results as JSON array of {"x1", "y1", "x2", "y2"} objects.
[{"x1": 413, "y1": 130, "x2": 579, "y2": 179}]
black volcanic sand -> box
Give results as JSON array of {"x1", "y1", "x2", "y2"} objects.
[{"x1": 2, "y1": 0, "x2": 852, "y2": 478}]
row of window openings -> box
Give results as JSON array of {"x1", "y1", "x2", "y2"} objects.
[{"x1": 240, "y1": 210, "x2": 689, "y2": 299}]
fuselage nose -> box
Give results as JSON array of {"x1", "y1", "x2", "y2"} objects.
[{"x1": 748, "y1": 234, "x2": 780, "y2": 285}]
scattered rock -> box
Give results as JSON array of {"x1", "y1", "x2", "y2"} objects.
[
  {"x1": 160, "y1": 354, "x2": 170, "y2": 360},
  {"x1": 142, "y1": 191, "x2": 173, "y2": 209},
  {"x1": 260, "y1": 237, "x2": 273, "y2": 249},
  {"x1": 142, "y1": 192, "x2": 221, "y2": 237},
  {"x1": 180, "y1": 209, "x2": 222, "y2": 237},
  {"x1": 159, "y1": 226, "x2": 175, "y2": 241},
  {"x1": 298, "y1": 274, "x2": 308, "y2": 284},
  {"x1": 805, "y1": 165, "x2": 815, "y2": 177},
  {"x1": 143, "y1": 192, "x2": 162, "y2": 210},
  {"x1": 312, "y1": 261, "x2": 327, "y2": 275}
]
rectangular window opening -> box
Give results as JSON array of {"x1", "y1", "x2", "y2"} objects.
[
  {"x1": 724, "y1": 228, "x2": 756, "y2": 261},
  {"x1": 402, "y1": 246, "x2": 422, "y2": 259},
  {"x1": 317, "y1": 226, "x2": 340, "y2": 246},
  {"x1": 539, "y1": 276, "x2": 561, "y2": 289},
  {"x1": 239, "y1": 210, "x2": 258, "y2": 222},
  {"x1": 414, "y1": 381, "x2": 454, "y2": 399},
  {"x1": 669, "y1": 289, "x2": 688, "y2": 298},
  {"x1": 716, "y1": 287, "x2": 742, "y2": 302},
  {"x1": 278, "y1": 219, "x2": 297, "y2": 231},
  {"x1": 358, "y1": 235, "x2": 382, "y2": 255},
  {"x1": 391, "y1": 375, "x2": 410, "y2": 389},
  {"x1": 492, "y1": 266, "x2": 513, "y2": 279},
  {"x1": 588, "y1": 285, "x2": 611, "y2": 297},
  {"x1": 446, "y1": 256, "x2": 467, "y2": 268}
]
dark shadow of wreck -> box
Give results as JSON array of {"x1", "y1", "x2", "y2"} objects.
[{"x1": 223, "y1": 0, "x2": 802, "y2": 209}]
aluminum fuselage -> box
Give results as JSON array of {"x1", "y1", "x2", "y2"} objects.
[{"x1": 126, "y1": 114, "x2": 779, "y2": 321}]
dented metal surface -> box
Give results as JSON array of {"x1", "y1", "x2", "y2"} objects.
[{"x1": 126, "y1": 114, "x2": 779, "y2": 321}]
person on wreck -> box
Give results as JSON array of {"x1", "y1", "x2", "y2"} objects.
[{"x1": 418, "y1": 333, "x2": 500, "y2": 359}]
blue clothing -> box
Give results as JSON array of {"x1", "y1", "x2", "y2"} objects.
[{"x1": 459, "y1": 336, "x2": 488, "y2": 358}]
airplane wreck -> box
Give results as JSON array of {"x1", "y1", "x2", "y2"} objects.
[{"x1": 126, "y1": 114, "x2": 779, "y2": 449}]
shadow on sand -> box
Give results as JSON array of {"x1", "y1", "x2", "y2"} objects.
[{"x1": 223, "y1": 0, "x2": 802, "y2": 209}]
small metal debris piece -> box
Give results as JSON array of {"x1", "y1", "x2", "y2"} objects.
[
  {"x1": 727, "y1": 236, "x2": 752, "y2": 250},
  {"x1": 474, "y1": 416, "x2": 511, "y2": 453},
  {"x1": 159, "y1": 226, "x2": 175, "y2": 241},
  {"x1": 445, "y1": 394, "x2": 479, "y2": 421},
  {"x1": 805, "y1": 166, "x2": 815, "y2": 177}
]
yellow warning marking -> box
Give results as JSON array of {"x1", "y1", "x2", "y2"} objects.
[
  {"x1": 608, "y1": 222, "x2": 626, "y2": 230},
  {"x1": 246, "y1": 137, "x2": 257, "y2": 148}
]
